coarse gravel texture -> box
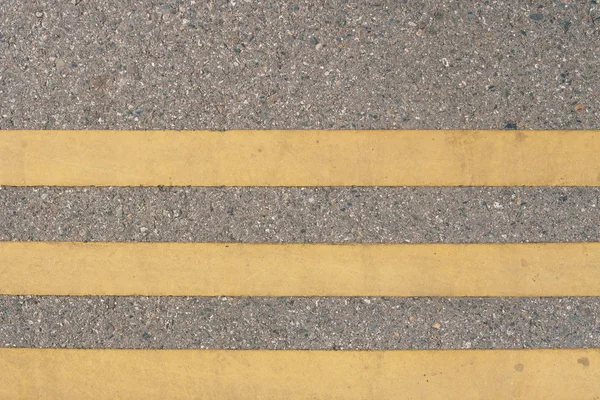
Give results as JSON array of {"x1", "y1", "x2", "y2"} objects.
[
  {"x1": 1, "y1": 296, "x2": 598, "y2": 350},
  {"x1": 0, "y1": 0, "x2": 598, "y2": 130},
  {"x1": 1, "y1": 186, "x2": 599, "y2": 243}
]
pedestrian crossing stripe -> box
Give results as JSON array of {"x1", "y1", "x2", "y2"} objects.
[
  {"x1": 2, "y1": 241, "x2": 599, "y2": 296},
  {"x1": 1, "y1": 130, "x2": 599, "y2": 186},
  {"x1": 2, "y1": 349, "x2": 598, "y2": 399}
]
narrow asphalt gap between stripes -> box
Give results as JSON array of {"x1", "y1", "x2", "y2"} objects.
[
  {"x1": 1, "y1": 296, "x2": 598, "y2": 350},
  {"x1": 0, "y1": 186, "x2": 598, "y2": 243}
]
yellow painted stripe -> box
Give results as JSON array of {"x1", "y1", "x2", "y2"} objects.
[
  {"x1": 1, "y1": 242, "x2": 599, "y2": 296},
  {"x1": 1, "y1": 130, "x2": 599, "y2": 186},
  {"x1": 1, "y1": 349, "x2": 598, "y2": 399}
]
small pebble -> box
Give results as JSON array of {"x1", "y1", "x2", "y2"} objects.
[{"x1": 529, "y1": 13, "x2": 544, "y2": 21}]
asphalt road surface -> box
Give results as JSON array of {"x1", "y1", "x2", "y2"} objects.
[{"x1": 1, "y1": 0, "x2": 599, "y2": 351}]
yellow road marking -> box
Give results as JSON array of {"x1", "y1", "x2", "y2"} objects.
[
  {"x1": 1, "y1": 130, "x2": 599, "y2": 186},
  {"x1": 1, "y1": 349, "x2": 598, "y2": 399},
  {"x1": 2, "y1": 242, "x2": 599, "y2": 296}
]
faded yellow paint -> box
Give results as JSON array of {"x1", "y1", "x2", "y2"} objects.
[
  {"x1": 1, "y1": 349, "x2": 598, "y2": 399},
  {"x1": 1, "y1": 242, "x2": 599, "y2": 296},
  {"x1": 1, "y1": 130, "x2": 599, "y2": 186}
]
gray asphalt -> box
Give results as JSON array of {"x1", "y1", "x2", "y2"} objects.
[
  {"x1": 2, "y1": 296, "x2": 598, "y2": 350},
  {"x1": 1, "y1": 186, "x2": 599, "y2": 243},
  {"x1": 1, "y1": 0, "x2": 599, "y2": 351},
  {"x1": 0, "y1": 0, "x2": 598, "y2": 130}
]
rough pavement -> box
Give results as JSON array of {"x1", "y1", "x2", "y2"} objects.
[{"x1": 0, "y1": 0, "x2": 598, "y2": 130}]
